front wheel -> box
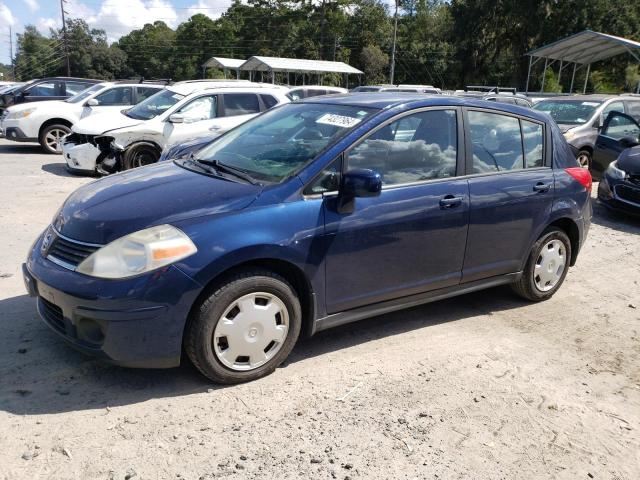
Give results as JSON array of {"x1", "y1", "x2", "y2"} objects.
[
  {"x1": 184, "y1": 270, "x2": 302, "y2": 384},
  {"x1": 122, "y1": 142, "x2": 160, "y2": 170},
  {"x1": 39, "y1": 124, "x2": 71, "y2": 154},
  {"x1": 511, "y1": 227, "x2": 572, "y2": 302}
]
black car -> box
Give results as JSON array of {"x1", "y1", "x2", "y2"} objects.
[
  {"x1": 595, "y1": 112, "x2": 640, "y2": 216},
  {"x1": 0, "y1": 77, "x2": 101, "y2": 114}
]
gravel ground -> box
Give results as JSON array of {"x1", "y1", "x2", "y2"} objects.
[{"x1": 0, "y1": 138, "x2": 639, "y2": 480}]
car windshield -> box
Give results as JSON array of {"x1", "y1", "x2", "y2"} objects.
[
  {"x1": 193, "y1": 103, "x2": 376, "y2": 183},
  {"x1": 125, "y1": 88, "x2": 183, "y2": 120},
  {"x1": 534, "y1": 100, "x2": 601, "y2": 125},
  {"x1": 66, "y1": 84, "x2": 106, "y2": 104}
]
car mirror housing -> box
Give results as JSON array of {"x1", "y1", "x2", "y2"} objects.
[
  {"x1": 169, "y1": 114, "x2": 185, "y2": 123},
  {"x1": 619, "y1": 136, "x2": 640, "y2": 149},
  {"x1": 337, "y1": 168, "x2": 382, "y2": 214},
  {"x1": 85, "y1": 98, "x2": 99, "y2": 107}
]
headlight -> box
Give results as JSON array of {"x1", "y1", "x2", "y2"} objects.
[
  {"x1": 563, "y1": 130, "x2": 577, "y2": 141},
  {"x1": 76, "y1": 224, "x2": 197, "y2": 279},
  {"x1": 606, "y1": 161, "x2": 627, "y2": 180},
  {"x1": 7, "y1": 108, "x2": 36, "y2": 119}
]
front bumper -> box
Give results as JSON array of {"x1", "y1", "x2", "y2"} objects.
[
  {"x1": 597, "y1": 177, "x2": 640, "y2": 217},
  {"x1": 62, "y1": 139, "x2": 101, "y2": 173},
  {"x1": 24, "y1": 235, "x2": 203, "y2": 368},
  {"x1": 1, "y1": 119, "x2": 37, "y2": 142}
]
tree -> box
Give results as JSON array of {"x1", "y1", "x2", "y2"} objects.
[
  {"x1": 360, "y1": 45, "x2": 389, "y2": 84},
  {"x1": 14, "y1": 26, "x2": 59, "y2": 80},
  {"x1": 118, "y1": 21, "x2": 176, "y2": 79}
]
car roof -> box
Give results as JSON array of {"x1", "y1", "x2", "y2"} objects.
[
  {"x1": 289, "y1": 85, "x2": 346, "y2": 90},
  {"x1": 299, "y1": 93, "x2": 549, "y2": 121},
  {"x1": 168, "y1": 81, "x2": 287, "y2": 96},
  {"x1": 536, "y1": 94, "x2": 616, "y2": 102}
]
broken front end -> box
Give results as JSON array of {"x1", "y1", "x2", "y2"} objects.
[{"x1": 62, "y1": 133, "x2": 125, "y2": 175}]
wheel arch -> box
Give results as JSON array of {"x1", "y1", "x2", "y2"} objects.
[
  {"x1": 38, "y1": 118, "x2": 73, "y2": 139},
  {"x1": 547, "y1": 217, "x2": 580, "y2": 266},
  {"x1": 183, "y1": 257, "x2": 316, "y2": 348}
]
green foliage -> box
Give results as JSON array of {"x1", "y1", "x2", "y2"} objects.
[{"x1": 9, "y1": 0, "x2": 640, "y2": 91}]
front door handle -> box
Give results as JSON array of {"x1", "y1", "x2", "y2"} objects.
[
  {"x1": 439, "y1": 195, "x2": 463, "y2": 209},
  {"x1": 533, "y1": 182, "x2": 551, "y2": 193},
  {"x1": 209, "y1": 125, "x2": 222, "y2": 131}
]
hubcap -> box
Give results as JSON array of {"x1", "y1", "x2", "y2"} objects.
[
  {"x1": 533, "y1": 239, "x2": 566, "y2": 292},
  {"x1": 213, "y1": 292, "x2": 289, "y2": 371},
  {"x1": 132, "y1": 150, "x2": 156, "y2": 168},
  {"x1": 45, "y1": 128, "x2": 68, "y2": 153}
]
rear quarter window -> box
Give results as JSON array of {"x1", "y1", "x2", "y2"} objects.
[{"x1": 223, "y1": 93, "x2": 260, "y2": 116}]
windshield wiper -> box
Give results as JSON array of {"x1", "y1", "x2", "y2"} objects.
[{"x1": 195, "y1": 157, "x2": 258, "y2": 185}]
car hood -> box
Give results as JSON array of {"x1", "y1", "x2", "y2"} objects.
[
  {"x1": 11, "y1": 100, "x2": 74, "y2": 114},
  {"x1": 617, "y1": 145, "x2": 640, "y2": 176},
  {"x1": 55, "y1": 161, "x2": 262, "y2": 244},
  {"x1": 72, "y1": 110, "x2": 144, "y2": 135},
  {"x1": 557, "y1": 124, "x2": 579, "y2": 134}
]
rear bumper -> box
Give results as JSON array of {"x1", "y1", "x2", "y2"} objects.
[{"x1": 24, "y1": 235, "x2": 203, "y2": 368}]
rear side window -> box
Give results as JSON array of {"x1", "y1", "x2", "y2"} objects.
[
  {"x1": 259, "y1": 94, "x2": 278, "y2": 109},
  {"x1": 223, "y1": 93, "x2": 260, "y2": 116},
  {"x1": 468, "y1": 111, "x2": 545, "y2": 172},
  {"x1": 348, "y1": 109, "x2": 458, "y2": 185},
  {"x1": 625, "y1": 101, "x2": 640, "y2": 122}
]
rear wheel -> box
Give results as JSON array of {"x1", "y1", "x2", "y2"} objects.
[
  {"x1": 511, "y1": 227, "x2": 572, "y2": 302},
  {"x1": 39, "y1": 124, "x2": 71, "y2": 154},
  {"x1": 185, "y1": 269, "x2": 302, "y2": 384},
  {"x1": 122, "y1": 142, "x2": 160, "y2": 170}
]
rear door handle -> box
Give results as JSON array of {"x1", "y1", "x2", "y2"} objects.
[
  {"x1": 209, "y1": 125, "x2": 222, "y2": 131},
  {"x1": 439, "y1": 195, "x2": 463, "y2": 209},
  {"x1": 533, "y1": 182, "x2": 551, "y2": 193}
]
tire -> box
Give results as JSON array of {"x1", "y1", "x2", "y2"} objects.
[
  {"x1": 122, "y1": 142, "x2": 160, "y2": 170},
  {"x1": 576, "y1": 149, "x2": 591, "y2": 169},
  {"x1": 511, "y1": 227, "x2": 572, "y2": 302},
  {"x1": 184, "y1": 269, "x2": 302, "y2": 384},
  {"x1": 39, "y1": 124, "x2": 71, "y2": 154}
]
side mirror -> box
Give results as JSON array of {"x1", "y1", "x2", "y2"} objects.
[
  {"x1": 85, "y1": 98, "x2": 99, "y2": 107},
  {"x1": 619, "y1": 136, "x2": 640, "y2": 149},
  {"x1": 168, "y1": 114, "x2": 184, "y2": 123},
  {"x1": 337, "y1": 168, "x2": 382, "y2": 214},
  {"x1": 20, "y1": 90, "x2": 30, "y2": 97}
]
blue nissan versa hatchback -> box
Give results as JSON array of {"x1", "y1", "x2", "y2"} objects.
[{"x1": 23, "y1": 94, "x2": 592, "y2": 384}]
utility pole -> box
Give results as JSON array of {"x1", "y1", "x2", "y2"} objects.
[
  {"x1": 9, "y1": 26, "x2": 15, "y2": 80},
  {"x1": 389, "y1": 0, "x2": 399, "y2": 85},
  {"x1": 60, "y1": 0, "x2": 70, "y2": 76}
]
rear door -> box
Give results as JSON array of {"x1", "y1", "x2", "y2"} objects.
[
  {"x1": 462, "y1": 109, "x2": 553, "y2": 282},
  {"x1": 323, "y1": 107, "x2": 469, "y2": 313},
  {"x1": 592, "y1": 111, "x2": 640, "y2": 177},
  {"x1": 212, "y1": 93, "x2": 263, "y2": 135}
]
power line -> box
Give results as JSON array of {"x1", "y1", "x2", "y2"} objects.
[{"x1": 60, "y1": 0, "x2": 71, "y2": 75}]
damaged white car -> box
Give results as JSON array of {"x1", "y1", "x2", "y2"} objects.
[{"x1": 61, "y1": 81, "x2": 290, "y2": 175}]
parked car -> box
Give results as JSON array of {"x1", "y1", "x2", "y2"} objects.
[
  {"x1": 351, "y1": 84, "x2": 441, "y2": 94},
  {"x1": 0, "y1": 77, "x2": 101, "y2": 114},
  {"x1": 0, "y1": 81, "x2": 165, "y2": 154},
  {"x1": 287, "y1": 85, "x2": 348, "y2": 100},
  {"x1": 62, "y1": 81, "x2": 290, "y2": 175},
  {"x1": 533, "y1": 94, "x2": 640, "y2": 168},
  {"x1": 24, "y1": 93, "x2": 592, "y2": 384},
  {"x1": 159, "y1": 135, "x2": 216, "y2": 163},
  {"x1": 350, "y1": 85, "x2": 395, "y2": 92},
  {"x1": 592, "y1": 111, "x2": 640, "y2": 179}
]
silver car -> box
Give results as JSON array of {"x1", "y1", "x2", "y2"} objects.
[{"x1": 533, "y1": 95, "x2": 640, "y2": 168}]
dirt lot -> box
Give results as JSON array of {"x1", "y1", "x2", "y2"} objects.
[{"x1": 0, "y1": 138, "x2": 638, "y2": 480}]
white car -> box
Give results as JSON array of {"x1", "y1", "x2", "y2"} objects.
[
  {"x1": 62, "y1": 81, "x2": 290, "y2": 175},
  {"x1": 287, "y1": 85, "x2": 348, "y2": 100},
  {"x1": 0, "y1": 81, "x2": 165, "y2": 153}
]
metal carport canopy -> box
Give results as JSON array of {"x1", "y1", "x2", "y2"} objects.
[
  {"x1": 203, "y1": 57, "x2": 245, "y2": 70},
  {"x1": 525, "y1": 30, "x2": 640, "y2": 93},
  {"x1": 240, "y1": 56, "x2": 363, "y2": 75}
]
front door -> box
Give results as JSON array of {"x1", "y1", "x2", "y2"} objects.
[
  {"x1": 592, "y1": 112, "x2": 640, "y2": 179},
  {"x1": 323, "y1": 108, "x2": 469, "y2": 313},
  {"x1": 163, "y1": 94, "x2": 220, "y2": 146},
  {"x1": 462, "y1": 109, "x2": 554, "y2": 282}
]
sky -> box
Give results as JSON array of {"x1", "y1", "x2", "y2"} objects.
[{"x1": 0, "y1": 0, "x2": 238, "y2": 64}]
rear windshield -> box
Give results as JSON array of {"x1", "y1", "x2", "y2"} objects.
[{"x1": 534, "y1": 100, "x2": 601, "y2": 125}]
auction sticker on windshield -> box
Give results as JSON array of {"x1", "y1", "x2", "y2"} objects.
[{"x1": 316, "y1": 113, "x2": 362, "y2": 128}]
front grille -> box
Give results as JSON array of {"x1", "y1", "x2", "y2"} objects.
[
  {"x1": 47, "y1": 233, "x2": 100, "y2": 268},
  {"x1": 616, "y1": 184, "x2": 640, "y2": 206},
  {"x1": 39, "y1": 297, "x2": 65, "y2": 333},
  {"x1": 65, "y1": 132, "x2": 96, "y2": 146}
]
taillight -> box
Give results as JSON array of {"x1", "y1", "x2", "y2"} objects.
[{"x1": 565, "y1": 167, "x2": 592, "y2": 192}]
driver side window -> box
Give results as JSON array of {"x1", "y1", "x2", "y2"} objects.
[
  {"x1": 177, "y1": 95, "x2": 217, "y2": 123},
  {"x1": 94, "y1": 87, "x2": 133, "y2": 106},
  {"x1": 603, "y1": 113, "x2": 640, "y2": 140}
]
